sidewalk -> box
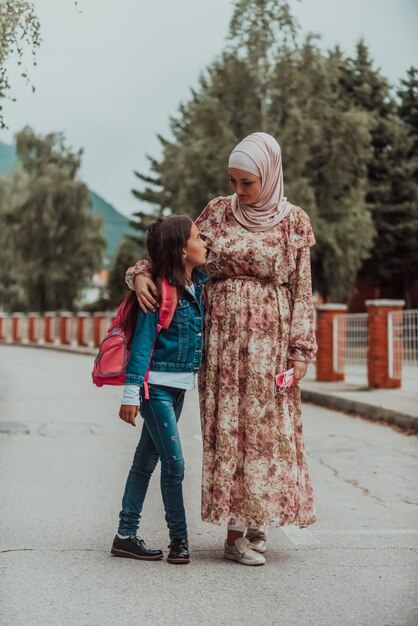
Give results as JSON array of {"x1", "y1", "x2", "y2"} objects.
[{"x1": 302, "y1": 368, "x2": 418, "y2": 434}]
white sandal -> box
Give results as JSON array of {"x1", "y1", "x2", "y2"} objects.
[
  {"x1": 245, "y1": 528, "x2": 267, "y2": 553},
  {"x1": 223, "y1": 537, "x2": 265, "y2": 566}
]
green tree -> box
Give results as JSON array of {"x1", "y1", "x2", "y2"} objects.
[
  {"x1": 228, "y1": 0, "x2": 297, "y2": 126},
  {"x1": 107, "y1": 237, "x2": 140, "y2": 307},
  {"x1": 2, "y1": 127, "x2": 105, "y2": 312},
  {"x1": 131, "y1": 51, "x2": 262, "y2": 221},
  {"x1": 359, "y1": 67, "x2": 418, "y2": 305},
  {"x1": 0, "y1": 0, "x2": 41, "y2": 129},
  {"x1": 267, "y1": 39, "x2": 375, "y2": 300},
  {"x1": 131, "y1": 5, "x2": 375, "y2": 301},
  {"x1": 0, "y1": 169, "x2": 28, "y2": 309},
  {"x1": 130, "y1": 0, "x2": 295, "y2": 222},
  {"x1": 339, "y1": 45, "x2": 418, "y2": 303}
]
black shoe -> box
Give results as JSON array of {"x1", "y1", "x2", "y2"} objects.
[
  {"x1": 111, "y1": 535, "x2": 163, "y2": 561},
  {"x1": 167, "y1": 538, "x2": 190, "y2": 564}
]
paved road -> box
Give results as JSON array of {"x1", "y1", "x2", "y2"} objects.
[{"x1": 1, "y1": 345, "x2": 417, "y2": 626}]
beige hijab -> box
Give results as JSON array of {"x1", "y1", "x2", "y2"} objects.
[{"x1": 228, "y1": 132, "x2": 294, "y2": 232}]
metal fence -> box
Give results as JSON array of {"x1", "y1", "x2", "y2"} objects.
[
  {"x1": 388, "y1": 309, "x2": 418, "y2": 381},
  {"x1": 333, "y1": 309, "x2": 418, "y2": 385},
  {"x1": 333, "y1": 313, "x2": 368, "y2": 381}
]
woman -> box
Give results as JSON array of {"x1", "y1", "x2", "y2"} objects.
[{"x1": 126, "y1": 132, "x2": 317, "y2": 566}]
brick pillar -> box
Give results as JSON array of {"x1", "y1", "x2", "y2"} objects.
[
  {"x1": 366, "y1": 299, "x2": 405, "y2": 389},
  {"x1": 11, "y1": 313, "x2": 24, "y2": 343},
  {"x1": 60, "y1": 312, "x2": 73, "y2": 345},
  {"x1": 316, "y1": 304, "x2": 348, "y2": 382},
  {"x1": 77, "y1": 312, "x2": 90, "y2": 347},
  {"x1": 44, "y1": 312, "x2": 56, "y2": 344},
  {"x1": 0, "y1": 313, "x2": 8, "y2": 342},
  {"x1": 93, "y1": 312, "x2": 106, "y2": 348},
  {"x1": 28, "y1": 313, "x2": 40, "y2": 343}
]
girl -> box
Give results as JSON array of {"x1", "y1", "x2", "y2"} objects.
[
  {"x1": 126, "y1": 133, "x2": 317, "y2": 567},
  {"x1": 111, "y1": 214, "x2": 208, "y2": 565}
]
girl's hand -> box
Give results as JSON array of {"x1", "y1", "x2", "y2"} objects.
[
  {"x1": 119, "y1": 405, "x2": 139, "y2": 427},
  {"x1": 287, "y1": 360, "x2": 308, "y2": 382},
  {"x1": 134, "y1": 274, "x2": 159, "y2": 313}
]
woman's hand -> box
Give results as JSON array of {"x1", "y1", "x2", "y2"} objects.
[
  {"x1": 119, "y1": 405, "x2": 139, "y2": 427},
  {"x1": 134, "y1": 274, "x2": 159, "y2": 313},
  {"x1": 287, "y1": 360, "x2": 308, "y2": 382}
]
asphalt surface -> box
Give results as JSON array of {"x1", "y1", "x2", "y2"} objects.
[{"x1": 1, "y1": 345, "x2": 417, "y2": 626}]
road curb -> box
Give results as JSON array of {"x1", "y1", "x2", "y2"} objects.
[
  {"x1": 0, "y1": 341, "x2": 96, "y2": 357},
  {"x1": 301, "y1": 389, "x2": 418, "y2": 434}
]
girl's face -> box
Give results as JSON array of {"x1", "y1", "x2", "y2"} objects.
[
  {"x1": 228, "y1": 168, "x2": 262, "y2": 205},
  {"x1": 183, "y1": 223, "x2": 207, "y2": 269}
]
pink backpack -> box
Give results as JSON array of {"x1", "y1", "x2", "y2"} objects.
[{"x1": 92, "y1": 278, "x2": 178, "y2": 399}]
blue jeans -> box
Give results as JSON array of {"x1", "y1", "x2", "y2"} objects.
[{"x1": 117, "y1": 384, "x2": 187, "y2": 540}]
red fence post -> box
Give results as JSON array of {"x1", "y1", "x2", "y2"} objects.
[
  {"x1": 366, "y1": 299, "x2": 405, "y2": 389},
  {"x1": 11, "y1": 313, "x2": 24, "y2": 343},
  {"x1": 316, "y1": 304, "x2": 348, "y2": 382},
  {"x1": 77, "y1": 312, "x2": 90, "y2": 347},
  {"x1": 0, "y1": 313, "x2": 8, "y2": 342},
  {"x1": 93, "y1": 313, "x2": 106, "y2": 348},
  {"x1": 44, "y1": 312, "x2": 56, "y2": 344},
  {"x1": 28, "y1": 313, "x2": 40, "y2": 344},
  {"x1": 60, "y1": 312, "x2": 73, "y2": 346}
]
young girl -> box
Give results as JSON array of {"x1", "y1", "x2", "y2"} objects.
[{"x1": 111, "y1": 214, "x2": 208, "y2": 565}]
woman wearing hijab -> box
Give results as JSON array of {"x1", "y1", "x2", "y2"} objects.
[{"x1": 126, "y1": 132, "x2": 317, "y2": 566}]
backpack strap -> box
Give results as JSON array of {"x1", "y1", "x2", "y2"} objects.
[
  {"x1": 143, "y1": 278, "x2": 178, "y2": 400},
  {"x1": 158, "y1": 277, "x2": 180, "y2": 329}
]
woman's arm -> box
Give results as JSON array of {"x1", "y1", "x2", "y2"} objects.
[
  {"x1": 125, "y1": 260, "x2": 151, "y2": 289},
  {"x1": 287, "y1": 246, "x2": 317, "y2": 378},
  {"x1": 125, "y1": 260, "x2": 159, "y2": 313}
]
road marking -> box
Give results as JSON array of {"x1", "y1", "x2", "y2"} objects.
[
  {"x1": 281, "y1": 526, "x2": 320, "y2": 545},
  {"x1": 313, "y1": 529, "x2": 418, "y2": 536},
  {"x1": 281, "y1": 528, "x2": 418, "y2": 544}
]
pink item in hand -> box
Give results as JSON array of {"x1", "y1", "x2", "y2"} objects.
[{"x1": 275, "y1": 367, "x2": 295, "y2": 391}]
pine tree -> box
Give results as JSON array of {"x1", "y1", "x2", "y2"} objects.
[
  {"x1": 130, "y1": 0, "x2": 295, "y2": 221},
  {"x1": 130, "y1": 2, "x2": 379, "y2": 302},
  {"x1": 344, "y1": 48, "x2": 418, "y2": 304},
  {"x1": 267, "y1": 39, "x2": 375, "y2": 301},
  {"x1": 131, "y1": 51, "x2": 262, "y2": 219},
  {"x1": 359, "y1": 67, "x2": 418, "y2": 305}
]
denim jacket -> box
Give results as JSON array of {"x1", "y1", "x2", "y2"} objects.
[{"x1": 125, "y1": 269, "x2": 209, "y2": 387}]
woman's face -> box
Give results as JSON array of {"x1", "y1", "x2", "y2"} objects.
[{"x1": 228, "y1": 168, "x2": 262, "y2": 205}]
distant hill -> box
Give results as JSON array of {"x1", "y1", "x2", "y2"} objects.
[
  {"x1": 0, "y1": 140, "x2": 137, "y2": 268},
  {"x1": 89, "y1": 190, "x2": 137, "y2": 268}
]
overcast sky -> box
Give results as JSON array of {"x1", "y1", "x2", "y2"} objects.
[{"x1": 2, "y1": 0, "x2": 417, "y2": 217}]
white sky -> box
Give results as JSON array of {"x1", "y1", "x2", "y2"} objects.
[{"x1": 1, "y1": 0, "x2": 417, "y2": 217}]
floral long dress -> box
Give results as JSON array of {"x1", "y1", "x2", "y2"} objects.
[{"x1": 126, "y1": 196, "x2": 317, "y2": 529}]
